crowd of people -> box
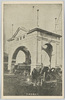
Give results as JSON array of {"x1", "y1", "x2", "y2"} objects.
[{"x1": 32, "y1": 66, "x2": 62, "y2": 86}]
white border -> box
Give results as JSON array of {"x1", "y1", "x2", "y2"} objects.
[{"x1": 1, "y1": 1, "x2": 64, "y2": 99}]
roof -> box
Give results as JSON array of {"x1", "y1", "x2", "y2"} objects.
[
  {"x1": 27, "y1": 28, "x2": 62, "y2": 37},
  {"x1": 8, "y1": 27, "x2": 28, "y2": 41},
  {"x1": 8, "y1": 27, "x2": 62, "y2": 41}
]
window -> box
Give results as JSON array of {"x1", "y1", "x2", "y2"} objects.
[
  {"x1": 20, "y1": 37, "x2": 22, "y2": 40},
  {"x1": 23, "y1": 35, "x2": 25, "y2": 39},
  {"x1": 16, "y1": 37, "x2": 19, "y2": 41}
]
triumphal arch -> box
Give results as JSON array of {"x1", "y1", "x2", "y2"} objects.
[{"x1": 8, "y1": 27, "x2": 62, "y2": 73}]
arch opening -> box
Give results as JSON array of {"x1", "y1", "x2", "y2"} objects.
[
  {"x1": 42, "y1": 50, "x2": 50, "y2": 67},
  {"x1": 16, "y1": 50, "x2": 25, "y2": 64},
  {"x1": 11, "y1": 46, "x2": 31, "y2": 74},
  {"x1": 42, "y1": 43, "x2": 53, "y2": 68}
]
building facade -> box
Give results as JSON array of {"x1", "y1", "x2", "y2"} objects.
[{"x1": 7, "y1": 27, "x2": 62, "y2": 73}]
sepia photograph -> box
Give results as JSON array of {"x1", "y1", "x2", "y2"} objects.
[{"x1": 2, "y1": 1, "x2": 64, "y2": 99}]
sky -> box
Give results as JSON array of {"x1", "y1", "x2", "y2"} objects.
[
  {"x1": 3, "y1": 4, "x2": 62, "y2": 51},
  {"x1": 3, "y1": 3, "x2": 62, "y2": 65}
]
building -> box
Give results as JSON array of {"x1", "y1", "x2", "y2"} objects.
[
  {"x1": 7, "y1": 27, "x2": 62, "y2": 73},
  {"x1": 4, "y1": 52, "x2": 8, "y2": 73}
]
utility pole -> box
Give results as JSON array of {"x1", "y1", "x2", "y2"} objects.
[
  {"x1": 55, "y1": 18, "x2": 57, "y2": 67},
  {"x1": 37, "y1": 9, "x2": 39, "y2": 27},
  {"x1": 36, "y1": 9, "x2": 39, "y2": 66},
  {"x1": 55, "y1": 43, "x2": 57, "y2": 67},
  {"x1": 55, "y1": 18, "x2": 57, "y2": 33},
  {"x1": 12, "y1": 24, "x2": 13, "y2": 36},
  {"x1": 41, "y1": 37, "x2": 43, "y2": 67},
  {"x1": 32, "y1": 6, "x2": 35, "y2": 28}
]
